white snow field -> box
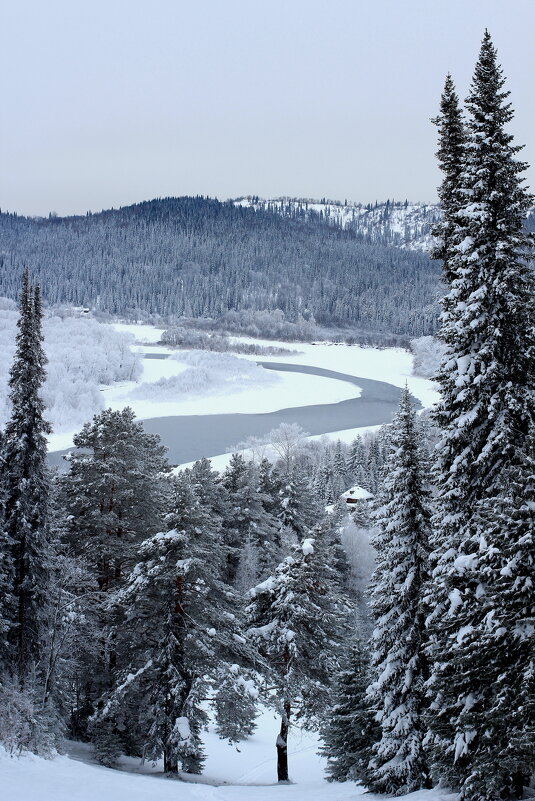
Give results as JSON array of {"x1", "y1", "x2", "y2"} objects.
[
  {"x1": 1, "y1": 708, "x2": 455, "y2": 801},
  {"x1": 114, "y1": 323, "x2": 438, "y2": 409}
]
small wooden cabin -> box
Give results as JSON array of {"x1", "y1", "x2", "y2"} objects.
[{"x1": 340, "y1": 485, "x2": 373, "y2": 505}]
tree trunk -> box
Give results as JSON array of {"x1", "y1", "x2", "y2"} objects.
[
  {"x1": 276, "y1": 700, "x2": 291, "y2": 782},
  {"x1": 511, "y1": 771, "x2": 525, "y2": 800},
  {"x1": 164, "y1": 749, "x2": 178, "y2": 774}
]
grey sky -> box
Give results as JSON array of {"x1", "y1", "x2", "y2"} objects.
[{"x1": 2, "y1": 0, "x2": 534, "y2": 217}]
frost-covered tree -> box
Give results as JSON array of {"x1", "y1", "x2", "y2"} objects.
[
  {"x1": 257, "y1": 458, "x2": 283, "y2": 518},
  {"x1": 223, "y1": 456, "x2": 280, "y2": 586},
  {"x1": 347, "y1": 436, "x2": 365, "y2": 478},
  {"x1": 313, "y1": 462, "x2": 333, "y2": 506},
  {"x1": 278, "y1": 465, "x2": 319, "y2": 543},
  {"x1": 0, "y1": 275, "x2": 70, "y2": 755},
  {"x1": 332, "y1": 441, "x2": 348, "y2": 483},
  {"x1": 61, "y1": 407, "x2": 169, "y2": 593},
  {"x1": 246, "y1": 527, "x2": 350, "y2": 782},
  {"x1": 427, "y1": 32, "x2": 535, "y2": 801},
  {"x1": 367, "y1": 387, "x2": 432, "y2": 796},
  {"x1": 214, "y1": 667, "x2": 258, "y2": 744},
  {"x1": 189, "y1": 457, "x2": 231, "y2": 523},
  {"x1": 320, "y1": 636, "x2": 378, "y2": 784},
  {"x1": 0, "y1": 272, "x2": 52, "y2": 682},
  {"x1": 60, "y1": 407, "x2": 169, "y2": 748},
  {"x1": 101, "y1": 470, "x2": 255, "y2": 774},
  {"x1": 0, "y1": 426, "x2": 14, "y2": 667},
  {"x1": 431, "y1": 73, "x2": 467, "y2": 283},
  {"x1": 365, "y1": 438, "x2": 383, "y2": 495},
  {"x1": 269, "y1": 423, "x2": 308, "y2": 477}
]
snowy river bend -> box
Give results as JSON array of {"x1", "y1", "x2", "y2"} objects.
[{"x1": 49, "y1": 359, "x2": 413, "y2": 468}]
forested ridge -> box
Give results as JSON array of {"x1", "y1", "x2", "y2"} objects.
[{"x1": 0, "y1": 197, "x2": 440, "y2": 335}]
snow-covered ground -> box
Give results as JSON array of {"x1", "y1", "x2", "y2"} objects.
[
  {"x1": 1, "y1": 707, "x2": 454, "y2": 801},
  {"x1": 105, "y1": 350, "x2": 359, "y2": 420}
]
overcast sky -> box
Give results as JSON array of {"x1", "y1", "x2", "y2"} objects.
[{"x1": 2, "y1": 0, "x2": 534, "y2": 217}]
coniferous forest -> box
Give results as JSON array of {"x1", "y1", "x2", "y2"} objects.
[
  {"x1": 0, "y1": 30, "x2": 534, "y2": 801},
  {"x1": 0, "y1": 199, "x2": 439, "y2": 336}
]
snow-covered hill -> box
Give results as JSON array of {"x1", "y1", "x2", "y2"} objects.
[
  {"x1": 233, "y1": 196, "x2": 535, "y2": 254},
  {"x1": 232, "y1": 196, "x2": 441, "y2": 252}
]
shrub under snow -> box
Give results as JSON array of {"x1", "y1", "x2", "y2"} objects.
[
  {"x1": 0, "y1": 306, "x2": 142, "y2": 432},
  {"x1": 410, "y1": 335, "x2": 445, "y2": 378},
  {"x1": 130, "y1": 350, "x2": 278, "y2": 401}
]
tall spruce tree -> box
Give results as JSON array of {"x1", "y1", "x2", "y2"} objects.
[
  {"x1": 319, "y1": 635, "x2": 378, "y2": 785},
  {"x1": 0, "y1": 427, "x2": 15, "y2": 668},
  {"x1": 367, "y1": 387, "x2": 432, "y2": 796},
  {"x1": 1, "y1": 271, "x2": 52, "y2": 683},
  {"x1": 223, "y1": 456, "x2": 280, "y2": 587},
  {"x1": 100, "y1": 469, "x2": 255, "y2": 774},
  {"x1": 431, "y1": 74, "x2": 467, "y2": 283},
  {"x1": 426, "y1": 32, "x2": 535, "y2": 801}
]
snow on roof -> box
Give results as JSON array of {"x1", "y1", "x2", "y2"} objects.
[
  {"x1": 340, "y1": 485, "x2": 373, "y2": 501},
  {"x1": 301, "y1": 538, "x2": 315, "y2": 556}
]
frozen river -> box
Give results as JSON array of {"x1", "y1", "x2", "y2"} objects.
[{"x1": 48, "y1": 359, "x2": 413, "y2": 468}]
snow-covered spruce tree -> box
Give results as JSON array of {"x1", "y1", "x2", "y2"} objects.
[
  {"x1": 189, "y1": 456, "x2": 229, "y2": 509},
  {"x1": 0, "y1": 426, "x2": 15, "y2": 670},
  {"x1": 319, "y1": 635, "x2": 378, "y2": 784},
  {"x1": 426, "y1": 32, "x2": 535, "y2": 801},
  {"x1": 257, "y1": 457, "x2": 283, "y2": 519},
  {"x1": 333, "y1": 441, "x2": 349, "y2": 487},
  {"x1": 367, "y1": 387, "x2": 433, "y2": 796},
  {"x1": 246, "y1": 527, "x2": 350, "y2": 782},
  {"x1": 313, "y1": 462, "x2": 333, "y2": 506},
  {"x1": 0, "y1": 277, "x2": 68, "y2": 754},
  {"x1": 59, "y1": 407, "x2": 169, "y2": 752},
  {"x1": 431, "y1": 73, "x2": 467, "y2": 283},
  {"x1": 277, "y1": 464, "x2": 320, "y2": 544},
  {"x1": 100, "y1": 469, "x2": 256, "y2": 774},
  {"x1": 221, "y1": 453, "x2": 249, "y2": 583},
  {"x1": 365, "y1": 436, "x2": 385, "y2": 496},
  {"x1": 347, "y1": 436, "x2": 365, "y2": 480},
  {"x1": 223, "y1": 456, "x2": 281, "y2": 587},
  {"x1": 214, "y1": 667, "x2": 258, "y2": 744},
  {"x1": 1, "y1": 273, "x2": 52, "y2": 685}
]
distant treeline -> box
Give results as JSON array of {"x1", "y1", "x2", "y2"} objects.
[{"x1": 0, "y1": 196, "x2": 441, "y2": 337}]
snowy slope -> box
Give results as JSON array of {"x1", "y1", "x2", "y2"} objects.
[{"x1": 232, "y1": 196, "x2": 441, "y2": 252}]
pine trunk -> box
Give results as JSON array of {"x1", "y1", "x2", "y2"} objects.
[
  {"x1": 276, "y1": 700, "x2": 291, "y2": 782},
  {"x1": 164, "y1": 749, "x2": 178, "y2": 774}
]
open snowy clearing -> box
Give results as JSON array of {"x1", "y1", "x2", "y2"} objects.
[{"x1": 2, "y1": 708, "x2": 454, "y2": 801}]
